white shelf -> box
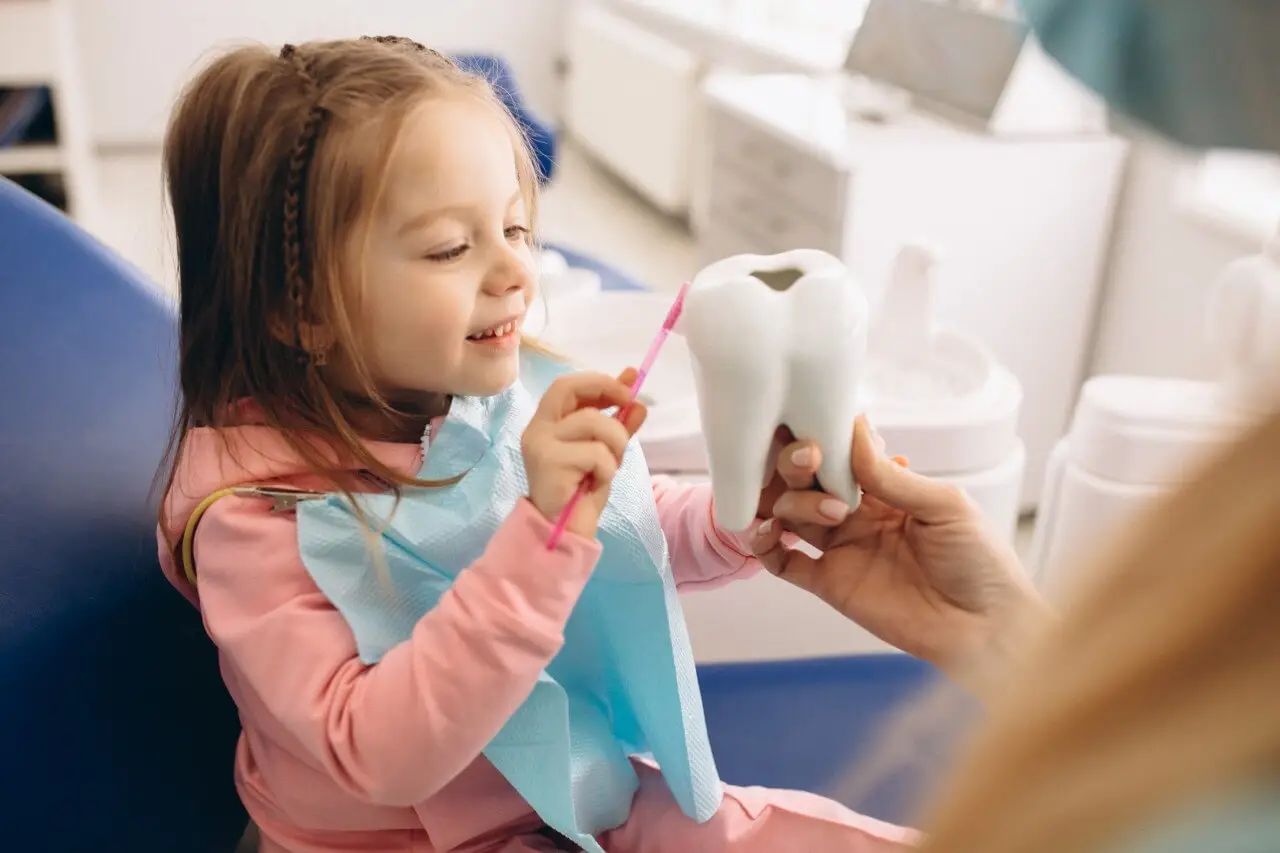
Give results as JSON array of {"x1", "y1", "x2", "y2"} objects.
[
  {"x1": 0, "y1": 0, "x2": 97, "y2": 221},
  {"x1": 0, "y1": 1, "x2": 58, "y2": 85},
  {"x1": 0, "y1": 144, "x2": 63, "y2": 174}
]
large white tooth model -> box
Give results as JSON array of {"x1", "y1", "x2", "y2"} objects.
[{"x1": 676, "y1": 249, "x2": 868, "y2": 532}]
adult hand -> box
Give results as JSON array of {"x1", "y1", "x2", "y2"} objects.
[
  {"x1": 751, "y1": 416, "x2": 1045, "y2": 679},
  {"x1": 755, "y1": 427, "x2": 845, "y2": 522}
]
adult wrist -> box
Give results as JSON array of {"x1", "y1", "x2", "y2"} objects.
[{"x1": 945, "y1": 581, "x2": 1054, "y2": 699}]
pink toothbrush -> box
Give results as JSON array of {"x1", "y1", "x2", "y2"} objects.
[{"x1": 545, "y1": 281, "x2": 691, "y2": 550}]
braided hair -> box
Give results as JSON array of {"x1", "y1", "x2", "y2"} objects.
[
  {"x1": 277, "y1": 43, "x2": 326, "y2": 361},
  {"x1": 276, "y1": 36, "x2": 457, "y2": 364}
]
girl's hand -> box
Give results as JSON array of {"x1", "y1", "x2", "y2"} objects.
[{"x1": 522, "y1": 368, "x2": 647, "y2": 542}]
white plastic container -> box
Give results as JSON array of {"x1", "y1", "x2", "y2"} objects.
[
  {"x1": 524, "y1": 249, "x2": 603, "y2": 341},
  {"x1": 861, "y1": 244, "x2": 1025, "y2": 539},
  {"x1": 1205, "y1": 231, "x2": 1280, "y2": 415},
  {"x1": 1030, "y1": 231, "x2": 1280, "y2": 596},
  {"x1": 1029, "y1": 377, "x2": 1247, "y2": 596}
]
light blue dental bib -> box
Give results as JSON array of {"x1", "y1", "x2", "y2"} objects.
[{"x1": 295, "y1": 351, "x2": 722, "y2": 852}]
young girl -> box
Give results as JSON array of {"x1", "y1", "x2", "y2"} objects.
[{"x1": 157, "y1": 36, "x2": 912, "y2": 853}]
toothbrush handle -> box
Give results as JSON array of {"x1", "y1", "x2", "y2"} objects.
[
  {"x1": 545, "y1": 479, "x2": 591, "y2": 550},
  {"x1": 632, "y1": 328, "x2": 670, "y2": 389}
]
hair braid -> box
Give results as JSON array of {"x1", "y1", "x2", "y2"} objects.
[
  {"x1": 360, "y1": 34, "x2": 454, "y2": 67},
  {"x1": 279, "y1": 43, "x2": 327, "y2": 360}
]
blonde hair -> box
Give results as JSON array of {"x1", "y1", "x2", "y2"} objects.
[
  {"x1": 914, "y1": 410, "x2": 1280, "y2": 852},
  {"x1": 158, "y1": 36, "x2": 542, "y2": 539}
]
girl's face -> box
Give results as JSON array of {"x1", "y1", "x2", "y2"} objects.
[{"x1": 351, "y1": 96, "x2": 536, "y2": 404}]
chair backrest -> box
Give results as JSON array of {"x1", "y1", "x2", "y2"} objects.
[
  {"x1": 453, "y1": 53, "x2": 557, "y2": 184},
  {"x1": 0, "y1": 179, "x2": 245, "y2": 852}
]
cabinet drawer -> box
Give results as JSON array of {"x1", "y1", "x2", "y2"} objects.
[
  {"x1": 710, "y1": 107, "x2": 847, "y2": 223},
  {"x1": 0, "y1": 1, "x2": 57, "y2": 84},
  {"x1": 705, "y1": 162, "x2": 843, "y2": 255}
]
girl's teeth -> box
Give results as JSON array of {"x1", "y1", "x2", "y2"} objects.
[{"x1": 473, "y1": 321, "x2": 515, "y2": 339}]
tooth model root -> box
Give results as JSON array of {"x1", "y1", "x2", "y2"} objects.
[
  {"x1": 679, "y1": 250, "x2": 867, "y2": 533},
  {"x1": 700, "y1": 367, "x2": 786, "y2": 533},
  {"x1": 784, "y1": 364, "x2": 861, "y2": 513}
]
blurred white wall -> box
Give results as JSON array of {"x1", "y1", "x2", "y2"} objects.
[
  {"x1": 68, "y1": 0, "x2": 569, "y2": 146},
  {"x1": 1090, "y1": 136, "x2": 1266, "y2": 380}
]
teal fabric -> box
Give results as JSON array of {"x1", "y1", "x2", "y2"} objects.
[
  {"x1": 293, "y1": 351, "x2": 721, "y2": 853},
  {"x1": 1111, "y1": 783, "x2": 1280, "y2": 853},
  {"x1": 1021, "y1": 0, "x2": 1280, "y2": 151}
]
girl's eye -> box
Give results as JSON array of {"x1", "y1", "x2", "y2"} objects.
[
  {"x1": 426, "y1": 243, "x2": 469, "y2": 262},
  {"x1": 505, "y1": 225, "x2": 531, "y2": 242}
]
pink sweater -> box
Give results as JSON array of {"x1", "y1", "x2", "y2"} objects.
[{"x1": 158, "y1": 425, "x2": 761, "y2": 851}]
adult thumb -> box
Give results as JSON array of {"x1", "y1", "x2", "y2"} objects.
[{"x1": 851, "y1": 416, "x2": 972, "y2": 525}]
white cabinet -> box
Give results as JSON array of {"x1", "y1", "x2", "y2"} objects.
[
  {"x1": 563, "y1": 0, "x2": 854, "y2": 219},
  {"x1": 564, "y1": 2, "x2": 701, "y2": 215},
  {"x1": 0, "y1": 0, "x2": 96, "y2": 222},
  {"x1": 697, "y1": 73, "x2": 1129, "y2": 507}
]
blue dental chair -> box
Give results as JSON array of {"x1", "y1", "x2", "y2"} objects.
[
  {"x1": 0, "y1": 179, "x2": 247, "y2": 851},
  {"x1": 453, "y1": 54, "x2": 557, "y2": 186}
]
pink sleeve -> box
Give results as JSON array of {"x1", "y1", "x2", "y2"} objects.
[
  {"x1": 193, "y1": 497, "x2": 601, "y2": 808},
  {"x1": 651, "y1": 475, "x2": 762, "y2": 591}
]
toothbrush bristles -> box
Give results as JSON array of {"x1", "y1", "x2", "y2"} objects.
[{"x1": 664, "y1": 281, "x2": 691, "y2": 329}]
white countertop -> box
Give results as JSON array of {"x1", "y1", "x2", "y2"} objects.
[
  {"x1": 702, "y1": 72, "x2": 1119, "y2": 170},
  {"x1": 701, "y1": 73, "x2": 998, "y2": 168},
  {"x1": 607, "y1": 0, "x2": 854, "y2": 74}
]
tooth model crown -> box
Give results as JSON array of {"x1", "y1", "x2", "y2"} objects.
[{"x1": 676, "y1": 249, "x2": 868, "y2": 531}]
